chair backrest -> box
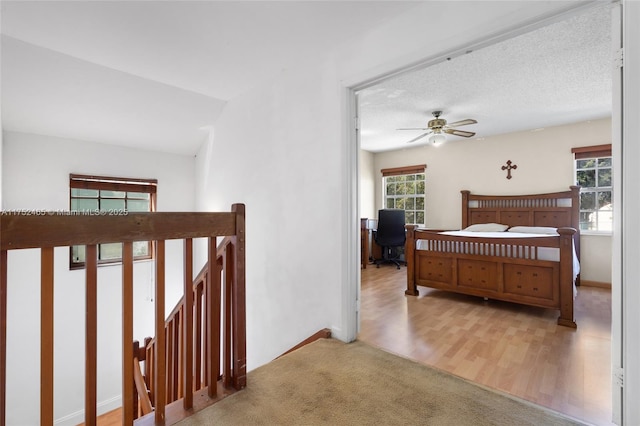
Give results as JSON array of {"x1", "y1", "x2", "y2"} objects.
[{"x1": 375, "y1": 209, "x2": 406, "y2": 247}]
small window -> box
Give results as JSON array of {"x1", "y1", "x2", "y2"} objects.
[
  {"x1": 572, "y1": 145, "x2": 612, "y2": 232},
  {"x1": 69, "y1": 174, "x2": 157, "y2": 269},
  {"x1": 381, "y1": 165, "x2": 426, "y2": 225}
]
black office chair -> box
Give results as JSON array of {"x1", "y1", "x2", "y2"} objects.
[{"x1": 374, "y1": 209, "x2": 406, "y2": 269}]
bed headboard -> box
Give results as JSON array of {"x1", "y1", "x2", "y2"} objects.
[
  {"x1": 461, "y1": 186, "x2": 580, "y2": 229},
  {"x1": 460, "y1": 186, "x2": 580, "y2": 259},
  {"x1": 460, "y1": 186, "x2": 581, "y2": 259}
]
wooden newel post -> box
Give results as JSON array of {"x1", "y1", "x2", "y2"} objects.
[
  {"x1": 231, "y1": 203, "x2": 247, "y2": 390},
  {"x1": 460, "y1": 190, "x2": 471, "y2": 228},
  {"x1": 404, "y1": 225, "x2": 418, "y2": 296},
  {"x1": 557, "y1": 227, "x2": 577, "y2": 328},
  {"x1": 569, "y1": 185, "x2": 581, "y2": 286}
]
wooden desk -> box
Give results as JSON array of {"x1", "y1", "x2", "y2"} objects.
[
  {"x1": 361, "y1": 218, "x2": 369, "y2": 268},
  {"x1": 371, "y1": 235, "x2": 382, "y2": 262},
  {"x1": 361, "y1": 218, "x2": 384, "y2": 267}
]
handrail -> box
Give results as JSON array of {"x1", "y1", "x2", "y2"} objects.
[
  {"x1": 133, "y1": 355, "x2": 153, "y2": 416},
  {"x1": 0, "y1": 212, "x2": 237, "y2": 250},
  {"x1": 0, "y1": 204, "x2": 246, "y2": 425}
]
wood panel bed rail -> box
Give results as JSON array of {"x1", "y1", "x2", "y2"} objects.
[
  {"x1": 405, "y1": 224, "x2": 577, "y2": 328},
  {"x1": 0, "y1": 204, "x2": 246, "y2": 426}
]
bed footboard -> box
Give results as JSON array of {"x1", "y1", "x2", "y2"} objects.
[{"x1": 405, "y1": 225, "x2": 577, "y2": 328}]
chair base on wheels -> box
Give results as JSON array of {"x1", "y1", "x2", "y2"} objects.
[{"x1": 375, "y1": 246, "x2": 405, "y2": 269}]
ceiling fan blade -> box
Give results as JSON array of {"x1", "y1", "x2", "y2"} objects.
[
  {"x1": 397, "y1": 127, "x2": 429, "y2": 131},
  {"x1": 445, "y1": 119, "x2": 477, "y2": 127},
  {"x1": 406, "y1": 132, "x2": 431, "y2": 143},
  {"x1": 444, "y1": 129, "x2": 476, "y2": 138}
]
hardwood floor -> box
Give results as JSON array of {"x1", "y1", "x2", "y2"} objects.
[
  {"x1": 358, "y1": 264, "x2": 613, "y2": 426},
  {"x1": 80, "y1": 408, "x2": 122, "y2": 425}
]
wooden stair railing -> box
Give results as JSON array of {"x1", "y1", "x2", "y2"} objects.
[
  {"x1": 133, "y1": 340, "x2": 154, "y2": 418},
  {"x1": 132, "y1": 234, "x2": 246, "y2": 421},
  {"x1": 0, "y1": 204, "x2": 246, "y2": 425}
]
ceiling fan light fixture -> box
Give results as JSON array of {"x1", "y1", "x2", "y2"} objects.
[
  {"x1": 428, "y1": 132, "x2": 446, "y2": 146},
  {"x1": 399, "y1": 111, "x2": 476, "y2": 146}
]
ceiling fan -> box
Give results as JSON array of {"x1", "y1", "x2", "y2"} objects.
[{"x1": 398, "y1": 111, "x2": 477, "y2": 146}]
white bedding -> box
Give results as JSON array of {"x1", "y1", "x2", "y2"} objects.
[{"x1": 439, "y1": 230, "x2": 556, "y2": 239}]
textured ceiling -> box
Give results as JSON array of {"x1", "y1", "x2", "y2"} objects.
[{"x1": 358, "y1": 3, "x2": 613, "y2": 152}]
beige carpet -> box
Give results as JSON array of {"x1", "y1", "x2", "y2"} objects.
[{"x1": 177, "y1": 338, "x2": 585, "y2": 426}]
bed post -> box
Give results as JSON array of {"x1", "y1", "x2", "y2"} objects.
[
  {"x1": 569, "y1": 186, "x2": 580, "y2": 231},
  {"x1": 404, "y1": 225, "x2": 418, "y2": 296},
  {"x1": 557, "y1": 227, "x2": 577, "y2": 328},
  {"x1": 461, "y1": 190, "x2": 471, "y2": 229},
  {"x1": 569, "y1": 185, "x2": 581, "y2": 286}
]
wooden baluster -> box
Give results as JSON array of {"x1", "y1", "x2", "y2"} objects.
[
  {"x1": 223, "y1": 247, "x2": 233, "y2": 388},
  {"x1": 166, "y1": 319, "x2": 174, "y2": 402},
  {"x1": 1, "y1": 249, "x2": 7, "y2": 426},
  {"x1": 207, "y1": 237, "x2": 221, "y2": 397},
  {"x1": 194, "y1": 282, "x2": 203, "y2": 391},
  {"x1": 183, "y1": 239, "x2": 194, "y2": 408},
  {"x1": 144, "y1": 337, "x2": 152, "y2": 403},
  {"x1": 132, "y1": 341, "x2": 139, "y2": 419},
  {"x1": 41, "y1": 247, "x2": 55, "y2": 426},
  {"x1": 216, "y1": 255, "x2": 222, "y2": 391},
  {"x1": 232, "y1": 203, "x2": 246, "y2": 390},
  {"x1": 202, "y1": 277, "x2": 208, "y2": 388},
  {"x1": 171, "y1": 314, "x2": 179, "y2": 402},
  {"x1": 132, "y1": 353, "x2": 153, "y2": 416},
  {"x1": 155, "y1": 240, "x2": 166, "y2": 423},
  {"x1": 122, "y1": 242, "x2": 134, "y2": 425},
  {"x1": 176, "y1": 308, "x2": 183, "y2": 400},
  {"x1": 85, "y1": 244, "x2": 98, "y2": 425}
]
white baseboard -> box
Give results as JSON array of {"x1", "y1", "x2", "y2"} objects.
[{"x1": 54, "y1": 395, "x2": 121, "y2": 426}]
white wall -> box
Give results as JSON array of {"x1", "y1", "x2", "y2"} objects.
[
  {"x1": 2, "y1": 131, "x2": 195, "y2": 425},
  {"x1": 0, "y1": 133, "x2": 2, "y2": 215},
  {"x1": 0, "y1": 72, "x2": 3, "y2": 208},
  {"x1": 368, "y1": 118, "x2": 612, "y2": 284},
  {"x1": 581, "y1": 234, "x2": 612, "y2": 284},
  {"x1": 372, "y1": 119, "x2": 609, "y2": 227},
  {"x1": 196, "y1": 61, "x2": 345, "y2": 366},
  {"x1": 194, "y1": 1, "x2": 595, "y2": 371}
]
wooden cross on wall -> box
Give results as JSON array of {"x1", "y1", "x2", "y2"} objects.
[{"x1": 501, "y1": 160, "x2": 517, "y2": 179}]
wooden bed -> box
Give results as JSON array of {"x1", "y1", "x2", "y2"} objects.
[{"x1": 404, "y1": 186, "x2": 580, "y2": 328}]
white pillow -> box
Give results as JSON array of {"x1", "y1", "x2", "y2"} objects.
[
  {"x1": 508, "y1": 226, "x2": 558, "y2": 235},
  {"x1": 463, "y1": 223, "x2": 508, "y2": 232}
]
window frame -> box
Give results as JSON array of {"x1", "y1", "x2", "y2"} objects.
[
  {"x1": 69, "y1": 174, "x2": 158, "y2": 270},
  {"x1": 381, "y1": 164, "x2": 426, "y2": 226},
  {"x1": 572, "y1": 145, "x2": 612, "y2": 234}
]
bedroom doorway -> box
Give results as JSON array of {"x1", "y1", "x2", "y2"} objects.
[{"x1": 347, "y1": 1, "x2": 626, "y2": 424}]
